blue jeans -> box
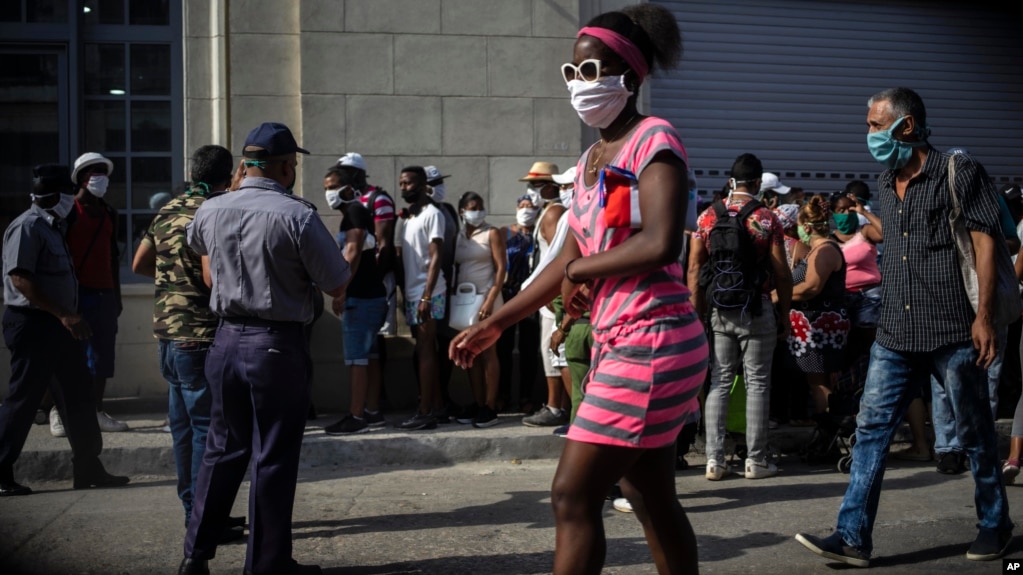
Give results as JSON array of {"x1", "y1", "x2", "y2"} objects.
[
  {"x1": 836, "y1": 341, "x2": 1011, "y2": 554},
  {"x1": 932, "y1": 325, "x2": 1007, "y2": 454},
  {"x1": 159, "y1": 339, "x2": 212, "y2": 526}
]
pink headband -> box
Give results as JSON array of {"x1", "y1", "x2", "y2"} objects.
[{"x1": 577, "y1": 26, "x2": 649, "y2": 83}]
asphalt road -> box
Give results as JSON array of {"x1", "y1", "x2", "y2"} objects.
[{"x1": 2, "y1": 454, "x2": 1021, "y2": 575}]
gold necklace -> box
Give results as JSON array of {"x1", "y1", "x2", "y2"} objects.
[{"x1": 588, "y1": 114, "x2": 639, "y2": 175}]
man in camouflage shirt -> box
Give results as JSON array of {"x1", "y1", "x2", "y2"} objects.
[{"x1": 132, "y1": 145, "x2": 241, "y2": 533}]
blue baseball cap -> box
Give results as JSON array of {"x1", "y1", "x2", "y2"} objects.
[{"x1": 242, "y1": 122, "x2": 310, "y2": 157}]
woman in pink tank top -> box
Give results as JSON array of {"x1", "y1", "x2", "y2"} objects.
[
  {"x1": 450, "y1": 5, "x2": 707, "y2": 573},
  {"x1": 831, "y1": 194, "x2": 883, "y2": 354}
]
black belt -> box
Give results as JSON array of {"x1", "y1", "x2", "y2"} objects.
[
  {"x1": 220, "y1": 317, "x2": 303, "y2": 329},
  {"x1": 847, "y1": 284, "x2": 881, "y2": 295},
  {"x1": 5, "y1": 305, "x2": 48, "y2": 315}
]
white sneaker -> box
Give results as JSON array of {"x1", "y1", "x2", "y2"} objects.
[
  {"x1": 745, "y1": 458, "x2": 779, "y2": 479},
  {"x1": 49, "y1": 406, "x2": 65, "y2": 437},
  {"x1": 612, "y1": 497, "x2": 634, "y2": 513},
  {"x1": 97, "y1": 411, "x2": 129, "y2": 432},
  {"x1": 706, "y1": 459, "x2": 729, "y2": 481}
]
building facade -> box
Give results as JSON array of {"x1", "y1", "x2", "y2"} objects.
[{"x1": 1, "y1": 0, "x2": 1019, "y2": 406}]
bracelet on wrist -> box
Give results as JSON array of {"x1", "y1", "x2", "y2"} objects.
[
  {"x1": 420, "y1": 296, "x2": 432, "y2": 303},
  {"x1": 565, "y1": 258, "x2": 583, "y2": 284}
]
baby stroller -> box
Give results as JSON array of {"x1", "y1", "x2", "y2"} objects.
[{"x1": 801, "y1": 379, "x2": 862, "y2": 473}]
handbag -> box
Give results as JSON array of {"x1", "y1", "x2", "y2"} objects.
[
  {"x1": 448, "y1": 282, "x2": 485, "y2": 331},
  {"x1": 725, "y1": 375, "x2": 746, "y2": 434},
  {"x1": 947, "y1": 155, "x2": 1023, "y2": 326}
]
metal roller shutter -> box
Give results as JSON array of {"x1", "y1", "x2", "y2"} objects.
[{"x1": 650, "y1": 0, "x2": 1023, "y2": 198}]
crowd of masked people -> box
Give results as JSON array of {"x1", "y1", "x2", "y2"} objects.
[
  {"x1": 686, "y1": 152, "x2": 1023, "y2": 482},
  {"x1": 314, "y1": 155, "x2": 589, "y2": 434}
]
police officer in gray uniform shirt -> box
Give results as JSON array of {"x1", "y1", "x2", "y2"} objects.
[
  {"x1": 178, "y1": 124, "x2": 349, "y2": 575},
  {"x1": 0, "y1": 164, "x2": 129, "y2": 496}
]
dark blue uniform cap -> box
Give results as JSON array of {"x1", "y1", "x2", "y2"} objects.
[
  {"x1": 32, "y1": 163, "x2": 73, "y2": 187},
  {"x1": 242, "y1": 122, "x2": 310, "y2": 157}
]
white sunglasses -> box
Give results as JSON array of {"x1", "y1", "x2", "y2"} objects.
[{"x1": 561, "y1": 59, "x2": 602, "y2": 84}]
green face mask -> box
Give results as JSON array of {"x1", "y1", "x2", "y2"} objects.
[
  {"x1": 832, "y1": 213, "x2": 859, "y2": 234},
  {"x1": 797, "y1": 225, "x2": 813, "y2": 245}
]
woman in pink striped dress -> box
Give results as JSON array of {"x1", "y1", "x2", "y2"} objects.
[{"x1": 450, "y1": 5, "x2": 708, "y2": 574}]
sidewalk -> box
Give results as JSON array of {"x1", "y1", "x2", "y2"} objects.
[{"x1": 14, "y1": 396, "x2": 997, "y2": 483}]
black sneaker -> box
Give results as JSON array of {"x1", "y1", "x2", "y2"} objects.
[
  {"x1": 363, "y1": 410, "x2": 386, "y2": 428},
  {"x1": 937, "y1": 451, "x2": 968, "y2": 475},
  {"x1": 397, "y1": 412, "x2": 438, "y2": 431},
  {"x1": 795, "y1": 532, "x2": 870, "y2": 568},
  {"x1": 472, "y1": 405, "x2": 499, "y2": 428},
  {"x1": 552, "y1": 424, "x2": 570, "y2": 438},
  {"x1": 430, "y1": 408, "x2": 452, "y2": 425},
  {"x1": 324, "y1": 416, "x2": 369, "y2": 435},
  {"x1": 966, "y1": 527, "x2": 1013, "y2": 561},
  {"x1": 456, "y1": 403, "x2": 479, "y2": 425}
]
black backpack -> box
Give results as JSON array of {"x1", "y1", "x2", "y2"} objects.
[{"x1": 698, "y1": 200, "x2": 765, "y2": 314}]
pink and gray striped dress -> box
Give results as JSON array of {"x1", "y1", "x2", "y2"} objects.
[{"x1": 566, "y1": 116, "x2": 709, "y2": 449}]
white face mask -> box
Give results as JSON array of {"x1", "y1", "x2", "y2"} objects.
[
  {"x1": 51, "y1": 194, "x2": 75, "y2": 219},
  {"x1": 525, "y1": 187, "x2": 546, "y2": 208},
  {"x1": 430, "y1": 183, "x2": 446, "y2": 202},
  {"x1": 462, "y1": 209, "x2": 486, "y2": 227},
  {"x1": 516, "y1": 206, "x2": 539, "y2": 227},
  {"x1": 324, "y1": 188, "x2": 343, "y2": 210},
  {"x1": 567, "y1": 75, "x2": 632, "y2": 129},
  {"x1": 559, "y1": 187, "x2": 573, "y2": 207},
  {"x1": 86, "y1": 174, "x2": 109, "y2": 198}
]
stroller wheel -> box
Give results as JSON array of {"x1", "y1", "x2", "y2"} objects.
[{"x1": 838, "y1": 455, "x2": 852, "y2": 474}]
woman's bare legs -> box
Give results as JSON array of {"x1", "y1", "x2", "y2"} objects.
[{"x1": 550, "y1": 440, "x2": 698, "y2": 575}]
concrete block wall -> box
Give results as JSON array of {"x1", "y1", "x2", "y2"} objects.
[{"x1": 0, "y1": 0, "x2": 607, "y2": 408}]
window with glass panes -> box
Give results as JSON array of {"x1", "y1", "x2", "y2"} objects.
[
  {"x1": 0, "y1": 0, "x2": 181, "y2": 276},
  {"x1": 81, "y1": 0, "x2": 181, "y2": 272}
]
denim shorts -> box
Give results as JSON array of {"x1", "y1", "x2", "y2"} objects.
[
  {"x1": 844, "y1": 285, "x2": 882, "y2": 328},
  {"x1": 342, "y1": 296, "x2": 388, "y2": 366}
]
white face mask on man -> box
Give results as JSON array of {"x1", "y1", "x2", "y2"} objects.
[
  {"x1": 86, "y1": 174, "x2": 109, "y2": 198},
  {"x1": 429, "y1": 183, "x2": 447, "y2": 202},
  {"x1": 32, "y1": 192, "x2": 75, "y2": 219},
  {"x1": 324, "y1": 188, "x2": 343, "y2": 210}
]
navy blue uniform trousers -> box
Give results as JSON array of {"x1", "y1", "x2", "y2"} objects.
[
  {"x1": 184, "y1": 318, "x2": 311, "y2": 575},
  {"x1": 0, "y1": 307, "x2": 103, "y2": 479}
]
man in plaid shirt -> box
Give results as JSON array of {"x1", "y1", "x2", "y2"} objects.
[{"x1": 796, "y1": 87, "x2": 1012, "y2": 566}]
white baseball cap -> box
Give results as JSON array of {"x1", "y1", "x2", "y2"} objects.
[
  {"x1": 337, "y1": 152, "x2": 367, "y2": 172},
  {"x1": 759, "y1": 172, "x2": 791, "y2": 195},
  {"x1": 552, "y1": 166, "x2": 577, "y2": 185}
]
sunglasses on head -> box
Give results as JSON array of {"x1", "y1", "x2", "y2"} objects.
[{"x1": 561, "y1": 59, "x2": 602, "y2": 84}]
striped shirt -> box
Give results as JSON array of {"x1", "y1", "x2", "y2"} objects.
[
  {"x1": 358, "y1": 186, "x2": 395, "y2": 223},
  {"x1": 875, "y1": 147, "x2": 1002, "y2": 352},
  {"x1": 567, "y1": 117, "x2": 692, "y2": 335}
]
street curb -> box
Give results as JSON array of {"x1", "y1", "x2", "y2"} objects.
[{"x1": 12, "y1": 414, "x2": 1010, "y2": 482}]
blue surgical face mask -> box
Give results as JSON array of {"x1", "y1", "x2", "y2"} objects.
[{"x1": 867, "y1": 116, "x2": 925, "y2": 170}]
